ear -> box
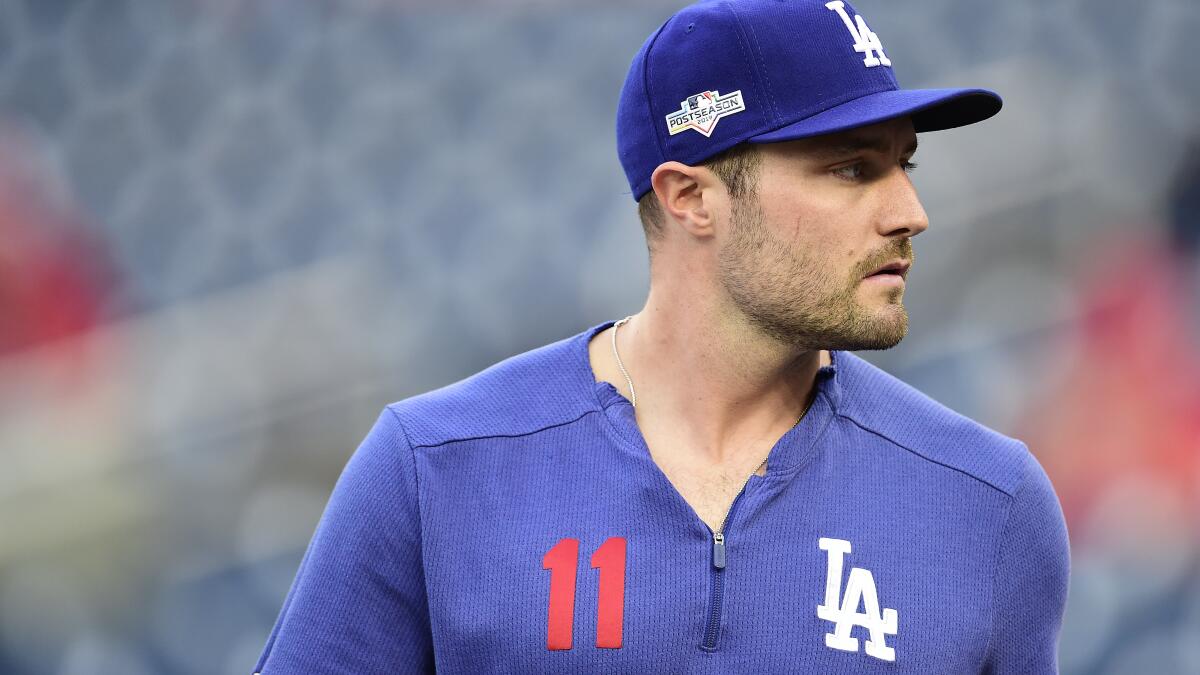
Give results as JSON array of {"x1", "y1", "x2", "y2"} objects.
[{"x1": 649, "y1": 161, "x2": 726, "y2": 239}]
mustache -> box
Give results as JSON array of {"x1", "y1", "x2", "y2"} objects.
[{"x1": 855, "y1": 240, "x2": 914, "y2": 278}]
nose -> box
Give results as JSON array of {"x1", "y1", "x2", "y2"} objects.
[{"x1": 877, "y1": 170, "x2": 929, "y2": 239}]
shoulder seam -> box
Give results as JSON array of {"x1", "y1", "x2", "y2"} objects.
[
  {"x1": 390, "y1": 406, "x2": 600, "y2": 450},
  {"x1": 385, "y1": 404, "x2": 421, "y2": 485},
  {"x1": 384, "y1": 406, "x2": 428, "y2": 534},
  {"x1": 383, "y1": 405, "x2": 435, "y2": 635},
  {"x1": 978, "y1": 463, "x2": 1030, "y2": 670},
  {"x1": 835, "y1": 411, "x2": 1018, "y2": 498}
]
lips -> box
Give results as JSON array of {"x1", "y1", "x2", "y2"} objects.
[{"x1": 865, "y1": 259, "x2": 912, "y2": 279}]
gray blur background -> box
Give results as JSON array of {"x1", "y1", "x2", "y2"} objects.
[{"x1": 1, "y1": 0, "x2": 1199, "y2": 673}]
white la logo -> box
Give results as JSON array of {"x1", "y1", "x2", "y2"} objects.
[
  {"x1": 824, "y1": 1, "x2": 892, "y2": 68},
  {"x1": 816, "y1": 537, "x2": 898, "y2": 662}
]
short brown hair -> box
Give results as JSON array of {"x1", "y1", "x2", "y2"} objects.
[{"x1": 637, "y1": 142, "x2": 762, "y2": 250}]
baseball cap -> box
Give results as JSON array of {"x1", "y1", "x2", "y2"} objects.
[{"x1": 616, "y1": 0, "x2": 1002, "y2": 201}]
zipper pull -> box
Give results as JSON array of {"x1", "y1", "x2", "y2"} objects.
[{"x1": 712, "y1": 532, "x2": 726, "y2": 569}]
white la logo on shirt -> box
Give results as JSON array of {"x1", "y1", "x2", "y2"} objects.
[
  {"x1": 824, "y1": 1, "x2": 892, "y2": 68},
  {"x1": 816, "y1": 537, "x2": 898, "y2": 662}
]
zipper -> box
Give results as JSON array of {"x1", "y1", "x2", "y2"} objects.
[
  {"x1": 700, "y1": 461, "x2": 763, "y2": 651},
  {"x1": 696, "y1": 394, "x2": 817, "y2": 651}
]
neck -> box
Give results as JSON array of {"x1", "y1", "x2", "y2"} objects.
[{"x1": 595, "y1": 282, "x2": 827, "y2": 467}]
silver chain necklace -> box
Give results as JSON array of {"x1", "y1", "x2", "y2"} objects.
[
  {"x1": 609, "y1": 314, "x2": 812, "y2": 436},
  {"x1": 611, "y1": 315, "x2": 638, "y2": 407}
]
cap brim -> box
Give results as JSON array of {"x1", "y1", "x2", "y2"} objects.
[{"x1": 748, "y1": 87, "x2": 1002, "y2": 143}]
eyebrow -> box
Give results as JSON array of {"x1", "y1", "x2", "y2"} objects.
[{"x1": 812, "y1": 135, "x2": 919, "y2": 159}]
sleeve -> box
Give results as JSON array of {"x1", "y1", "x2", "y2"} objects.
[
  {"x1": 981, "y1": 446, "x2": 1071, "y2": 674},
  {"x1": 254, "y1": 407, "x2": 435, "y2": 674}
]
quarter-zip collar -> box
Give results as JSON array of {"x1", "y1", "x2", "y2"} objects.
[
  {"x1": 576, "y1": 320, "x2": 841, "y2": 478},
  {"x1": 575, "y1": 320, "x2": 842, "y2": 653}
]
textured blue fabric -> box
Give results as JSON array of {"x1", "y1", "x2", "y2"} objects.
[
  {"x1": 255, "y1": 321, "x2": 1070, "y2": 674},
  {"x1": 616, "y1": 0, "x2": 1002, "y2": 200}
]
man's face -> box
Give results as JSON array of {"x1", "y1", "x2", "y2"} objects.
[{"x1": 717, "y1": 117, "x2": 928, "y2": 350}]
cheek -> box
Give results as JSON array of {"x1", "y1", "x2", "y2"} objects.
[
  {"x1": 796, "y1": 220, "x2": 858, "y2": 273},
  {"x1": 767, "y1": 198, "x2": 859, "y2": 276},
  {"x1": 783, "y1": 210, "x2": 837, "y2": 250},
  {"x1": 805, "y1": 218, "x2": 860, "y2": 271}
]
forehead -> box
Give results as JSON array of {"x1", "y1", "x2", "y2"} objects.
[{"x1": 759, "y1": 117, "x2": 918, "y2": 161}]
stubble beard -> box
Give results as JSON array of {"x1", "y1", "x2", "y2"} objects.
[{"x1": 717, "y1": 195, "x2": 910, "y2": 351}]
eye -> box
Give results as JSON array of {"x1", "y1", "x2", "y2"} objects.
[
  {"x1": 833, "y1": 163, "x2": 864, "y2": 180},
  {"x1": 901, "y1": 160, "x2": 918, "y2": 173}
]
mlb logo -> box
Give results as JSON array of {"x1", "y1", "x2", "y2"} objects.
[{"x1": 686, "y1": 93, "x2": 715, "y2": 111}]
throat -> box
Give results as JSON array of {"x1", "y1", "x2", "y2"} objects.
[{"x1": 639, "y1": 425, "x2": 775, "y2": 529}]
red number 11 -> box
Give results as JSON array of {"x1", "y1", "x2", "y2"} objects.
[{"x1": 542, "y1": 537, "x2": 627, "y2": 651}]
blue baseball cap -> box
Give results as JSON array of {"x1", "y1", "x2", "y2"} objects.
[{"x1": 617, "y1": 0, "x2": 1002, "y2": 201}]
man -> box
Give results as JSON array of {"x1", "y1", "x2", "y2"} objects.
[{"x1": 255, "y1": 0, "x2": 1070, "y2": 672}]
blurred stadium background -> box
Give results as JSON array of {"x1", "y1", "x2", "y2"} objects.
[{"x1": 1, "y1": 0, "x2": 1198, "y2": 672}]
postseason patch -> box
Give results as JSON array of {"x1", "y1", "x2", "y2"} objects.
[{"x1": 665, "y1": 90, "x2": 746, "y2": 137}]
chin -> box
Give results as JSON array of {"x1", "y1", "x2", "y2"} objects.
[
  {"x1": 847, "y1": 328, "x2": 907, "y2": 351},
  {"x1": 841, "y1": 305, "x2": 908, "y2": 351}
]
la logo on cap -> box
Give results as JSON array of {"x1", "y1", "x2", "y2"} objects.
[
  {"x1": 825, "y1": 1, "x2": 891, "y2": 68},
  {"x1": 665, "y1": 90, "x2": 746, "y2": 137}
]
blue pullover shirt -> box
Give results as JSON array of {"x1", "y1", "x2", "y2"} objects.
[{"x1": 255, "y1": 320, "x2": 1071, "y2": 674}]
